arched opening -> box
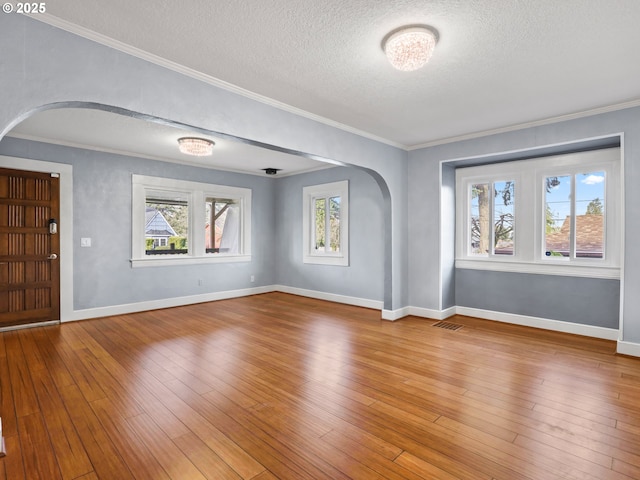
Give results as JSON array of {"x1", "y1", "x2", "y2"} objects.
[{"x1": 0, "y1": 102, "x2": 393, "y2": 325}]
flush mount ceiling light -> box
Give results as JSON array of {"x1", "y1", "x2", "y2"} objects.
[
  {"x1": 382, "y1": 25, "x2": 438, "y2": 71},
  {"x1": 177, "y1": 137, "x2": 215, "y2": 156}
]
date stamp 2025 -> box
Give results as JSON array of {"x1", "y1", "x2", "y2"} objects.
[{"x1": 3, "y1": 2, "x2": 46, "y2": 14}]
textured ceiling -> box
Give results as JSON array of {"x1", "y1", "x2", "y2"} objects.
[{"x1": 23, "y1": 1, "x2": 640, "y2": 148}]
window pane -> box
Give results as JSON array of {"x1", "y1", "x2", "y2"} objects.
[
  {"x1": 544, "y1": 175, "x2": 571, "y2": 258},
  {"x1": 470, "y1": 183, "x2": 489, "y2": 255},
  {"x1": 575, "y1": 171, "x2": 605, "y2": 258},
  {"x1": 328, "y1": 196, "x2": 341, "y2": 252},
  {"x1": 145, "y1": 199, "x2": 188, "y2": 255},
  {"x1": 494, "y1": 181, "x2": 514, "y2": 255},
  {"x1": 314, "y1": 198, "x2": 326, "y2": 251},
  {"x1": 205, "y1": 199, "x2": 241, "y2": 254}
]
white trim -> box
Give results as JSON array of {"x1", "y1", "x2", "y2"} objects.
[
  {"x1": 617, "y1": 341, "x2": 640, "y2": 357},
  {"x1": 302, "y1": 180, "x2": 349, "y2": 266},
  {"x1": 275, "y1": 285, "x2": 383, "y2": 310},
  {"x1": 132, "y1": 174, "x2": 251, "y2": 266},
  {"x1": 454, "y1": 306, "x2": 619, "y2": 341},
  {"x1": 405, "y1": 304, "x2": 619, "y2": 341},
  {"x1": 409, "y1": 100, "x2": 640, "y2": 150},
  {"x1": 63, "y1": 278, "x2": 631, "y2": 352},
  {"x1": 408, "y1": 306, "x2": 456, "y2": 321},
  {"x1": 67, "y1": 285, "x2": 275, "y2": 322},
  {"x1": 455, "y1": 259, "x2": 620, "y2": 279},
  {"x1": 27, "y1": 14, "x2": 640, "y2": 152},
  {"x1": 439, "y1": 133, "x2": 623, "y2": 166},
  {"x1": 618, "y1": 133, "x2": 626, "y2": 341},
  {"x1": 382, "y1": 307, "x2": 410, "y2": 321},
  {"x1": 131, "y1": 254, "x2": 251, "y2": 268},
  {"x1": 455, "y1": 148, "x2": 621, "y2": 273},
  {"x1": 68, "y1": 285, "x2": 382, "y2": 322},
  {"x1": 28, "y1": 14, "x2": 404, "y2": 150},
  {"x1": 0, "y1": 155, "x2": 73, "y2": 322}
]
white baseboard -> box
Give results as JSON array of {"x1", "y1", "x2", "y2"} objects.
[
  {"x1": 455, "y1": 306, "x2": 619, "y2": 341},
  {"x1": 69, "y1": 284, "x2": 381, "y2": 322},
  {"x1": 381, "y1": 307, "x2": 410, "y2": 321},
  {"x1": 274, "y1": 285, "x2": 384, "y2": 310},
  {"x1": 617, "y1": 340, "x2": 640, "y2": 357},
  {"x1": 67, "y1": 287, "x2": 635, "y2": 356},
  {"x1": 406, "y1": 306, "x2": 456, "y2": 321},
  {"x1": 67, "y1": 285, "x2": 276, "y2": 322}
]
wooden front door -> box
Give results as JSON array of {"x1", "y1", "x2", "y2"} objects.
[{"x1": 0, "y1": 168, "x2": 60, "y2": 328}]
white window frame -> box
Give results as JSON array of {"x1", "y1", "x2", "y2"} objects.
[
  {"x1": 455, "y1": 148, "x2": 620, "y2": 279},
  {"x1": 131, "y1": 175, "x2": 251, "y2": 267},
  {"x1": 303, "y1": 180, "x2": 349, "y2": 266}
]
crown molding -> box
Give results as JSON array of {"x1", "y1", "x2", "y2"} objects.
[
  {"x1": 23, "y1": 14, "x2": 640, "y2": 154},
  {"x1": 408, "y1": 98, "x2": 640, "y2": 151},
  {"x1": 26, "y1": 13, "x2": 406, "y2": 150}
]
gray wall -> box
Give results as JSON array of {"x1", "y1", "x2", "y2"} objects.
[
  {"x1": 0, "y1": 137, "x2": 276, "y2": 310},
  {"x1": 3, "y1": 14, "x2": 640, "y2": 345},
  {"x1": 409, "y1": 106, "x2": 640, "y2": 342},
  {"x1": 274, "y1": 167, "x2": 384, "y2": 302},
  {"x1": 0, "y1": 137, "x2": 385, "y2": 310},
  {"x1": 0, "y1": 14, "x2": 408, "y2": 310},
  {"x1": 456, "y1": 270, "x2": 620, "y2": 329}
]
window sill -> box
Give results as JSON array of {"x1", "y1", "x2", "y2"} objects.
[
  {"x1": 303, "y1": 254, "x2": 349, "y2": 266},
  {"x1": 455, "y1": 258, "x2": 620, "y2": 279},
  {"x1": 131, "y1": 254, "x2": 251, "y2": 268}
]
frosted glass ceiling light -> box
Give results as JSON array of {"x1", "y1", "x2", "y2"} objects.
[
  {"x1": 177, "y1": 137, "x2": 215, "y2": 156},
  {"x1": 383, "y1": 26, "x2": 438, "y2": 71}
]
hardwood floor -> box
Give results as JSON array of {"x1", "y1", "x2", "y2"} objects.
[{"x1": 1, "y1": 292, "x2": 639, "y2": 479}]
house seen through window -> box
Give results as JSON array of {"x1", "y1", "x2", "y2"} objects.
[
  {"x1": 145, "y1": 198, "x2": 189, "y2": 255},
  {"x1": 544, "y1": 172, "x2": 605, "y2": 259},
  {"x1": 132, "y1": 175, "x2": 252, "y2": 267}
]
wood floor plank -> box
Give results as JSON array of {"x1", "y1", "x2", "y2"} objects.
[
  {"x1": 4, "y1": 332, "x2": 39, "y2": 418},
  {"x1": 28, "y1": 327, "x2": 76, "y2": 390},
  {"x1": 29, "y1": 367, "x2": 93, "y2": 479},
  {"x1": 58, "y1": 384, "x2": 135, "y2": 480},
  {"x1": 0, "y1": 435, "x2": 26, "y2": 480},
  {"x1": 134, "y1": 375, "x2": 266, "y2": 479},
  {"x1": 17, "y1": 413, "x2": 62, "y2": 480},
  {"x1": 89, "y1": 397, "x2": 171, "y2": 480},
  {"x1": 125, "y1": 413, "x2": 207, "y2": 480},
  {"x1": 394, "y1": 451, "x2": 489, "y2": 480},
  {"x1": 173, "y1": 432, "x2": 245, "y2": 480},
  {"x1": 0, "y1": 292, "x2": 639, "y2": 480}
]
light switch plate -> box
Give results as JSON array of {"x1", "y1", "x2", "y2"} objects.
[{"x1": 80, "y1": 237, "x2": 92, "y2": 247}]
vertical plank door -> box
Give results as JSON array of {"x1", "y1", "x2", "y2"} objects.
[{"x1": 0, "y1": 168, "x2": 60, "y2": 328}]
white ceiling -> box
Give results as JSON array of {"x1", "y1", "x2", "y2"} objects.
[
  {"x1": 10, "y1": 1, "x2": 640, "y2": 168},
  {"x1": 9, "y1": 108, "x2": 330, "y2": 177}
]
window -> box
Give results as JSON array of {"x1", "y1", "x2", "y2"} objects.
[
  {"x1": 303, "y1": 180, "x2": 349, "y2": 266},
  {"x1": 145, "y1": 194, "x2": 189, "y2": 255},
  {"x1": 132, "y1": 175, "x2": 251, "y2": 267},
  {"x1": 469, "y1": 180, "x2": 515, "y2": 257},
  {"x1": 205, "y1": 197, "x2": 240, "y2": 254},
  {"x1": 456, "y1": 148, "x2": 620, "y2": 278},
  {"x1": 544, "y1": 171, "x2": 605, "y2": 259}
]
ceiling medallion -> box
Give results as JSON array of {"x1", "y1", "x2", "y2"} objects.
[{"x1": 382, "y1": 25, "x2": 438, "y2": 71}]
